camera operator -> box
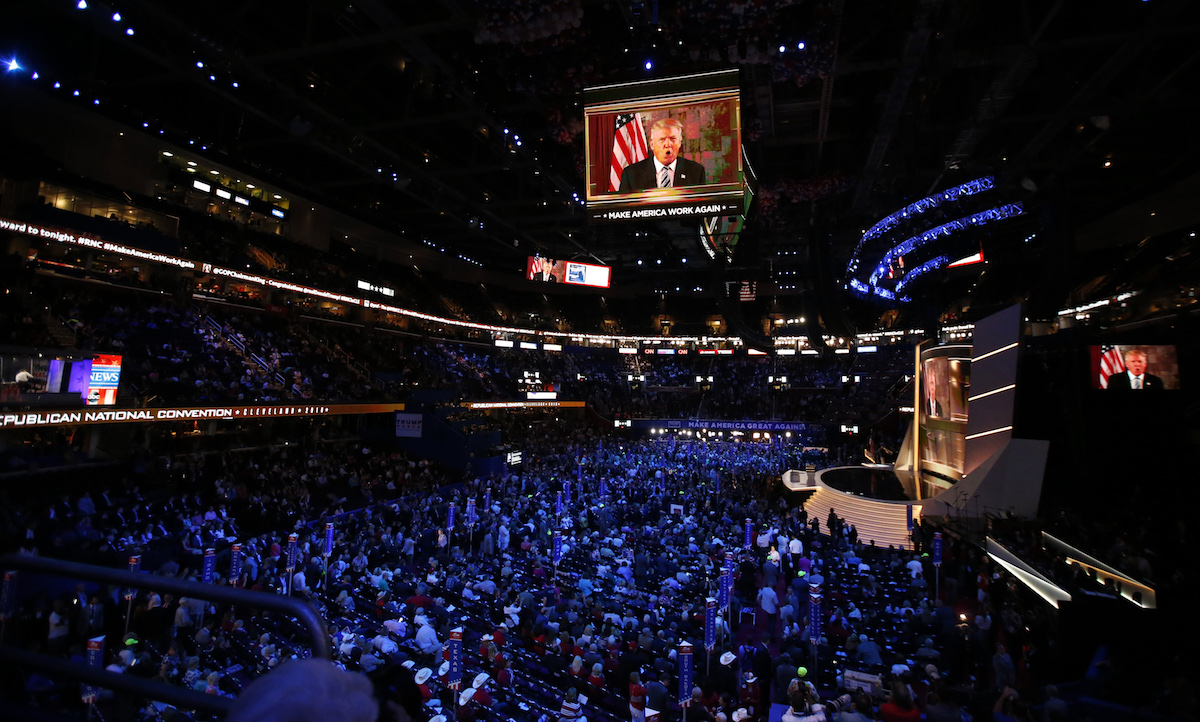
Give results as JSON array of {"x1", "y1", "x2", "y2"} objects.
[{"x1": 781, "y1": 679, "x2": 856, "y2": 722}]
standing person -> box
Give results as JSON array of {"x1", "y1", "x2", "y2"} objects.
[
  {"x1": 618, "y1": 118, "x2": 707, "y2": 192},
  {"x1": 47, "y1": 600, "x2": 70, "y2": 655},
  {"x1": 757, "y1": 583, "x2": 779, "y2": 641},
  {"x1": 993, "y1": 643, "x2": 1017, "y2": 690},
  {"x1": 630, "y1": 671, "x2": 648, "y2": 722}
]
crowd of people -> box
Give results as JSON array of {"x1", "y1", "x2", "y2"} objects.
[{"x1": 5, "y1": 417, "x2": 1165, "y2": 721}]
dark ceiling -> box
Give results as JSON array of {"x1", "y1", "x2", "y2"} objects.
[{"x1": 4, "y1": 0, "x2": 1200, "y2": 325}]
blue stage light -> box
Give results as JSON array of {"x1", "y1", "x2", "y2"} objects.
[
  {"x1": 77, "y1": 0, "x2": 87, "y2": 8},
  {"x1": 126, "y1": 27, "x2": 134, "y2": 36},
  {"x1": 798, "y1": 42, "x2": 806, "y2": 50},
  {"x1": 31, "y1": 72, "x2": 39, "y2": 80},
  {"x1": 112, "y1": 12, "x2": 121, "y2": 21},
  {"x1": 778, "y1": 45, "x2": 786, "y2": 53},
  {"x1": 5, "y1": 58, "x2": 20, "y2": 72},
  {"x1": 645, "y1": 60, "x2": 653, "y2": 70}
]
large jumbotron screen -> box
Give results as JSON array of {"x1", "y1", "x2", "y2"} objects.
[
  {"x1": 918, "y1": 344, "x2": 970, "y2": 482},
  {"x1": 583, "y1": 70, "x2": 744, "y2": 223}
]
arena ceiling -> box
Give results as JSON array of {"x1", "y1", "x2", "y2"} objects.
[{"x1": 4, "y1": 0, "x2": 1200, "y2": 326}]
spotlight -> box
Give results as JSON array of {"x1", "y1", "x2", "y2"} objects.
[
  {"x1": 31, "y1": 72, "x2": 38, "y2": 80},
  {"x1": 126, "y1": 27, "x2": 134, "y2": 36},
  {"x1": 5, "y1": 58, "x2": 19, "y2": 72},
  {"x1": 77, "y1": 0, "x2": 87, "y2": 8},
  {"x1": 196, "y1": 61, "x2": 204, "y2": 68},
  {"x1": 111, "y1": 11, "x2": 121, "y2": 21},
  {"x1": 645, "y1": 60, "x2": 653, "y2": 70},
  {"x1": 778, "y1": 45, "x2": 786, "y2": 53},
  {"x1": 797, "y1": 41, "x2": 806, "y2": 50}
]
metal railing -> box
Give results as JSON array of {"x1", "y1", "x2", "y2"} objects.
[{"x1": 0, "y1": 554, "x2": 332, "y2": 716}]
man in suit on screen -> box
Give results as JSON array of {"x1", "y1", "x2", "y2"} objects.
[
  {"x1": 1107, "y1": 349, "x2": 1163, "y2": 390},
  {"x1": 618, "y1": 118, "x2": 707, "y2": 193}
]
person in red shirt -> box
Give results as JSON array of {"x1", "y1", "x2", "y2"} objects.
[
  {"x1": 492, "y1": 623, "x2": 507, "y2": 648},
  {"x1": 414, "y1": 667, "x2": 434, "y2": 703},
  {"x1": 739, "y1": 673, "x2": 761, "y2": 718},
  {"x1": 630, "y1": 671, "x2": 648, "y2": 722},
  {"x1": 587, "y1": 662, "x2": 606, "y2": 689},
  {"x1": 880, "y1": 683, "x2": 921, "y2": 722},
  {"x1": 494, "y1": 657, "x2": 512, "y2": 688}
]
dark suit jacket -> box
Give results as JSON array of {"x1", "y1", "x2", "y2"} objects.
[
  {"x1": 1107, "y1": 372, "x2": 1164, "y2": 390},
  {"x1": 617, "y1": 157, "x2": 707, "y2": 193}
]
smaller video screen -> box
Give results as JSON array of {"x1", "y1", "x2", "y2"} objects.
[{"x1": 1091, "y1": 344, "x2": 1180, "y2": 390}]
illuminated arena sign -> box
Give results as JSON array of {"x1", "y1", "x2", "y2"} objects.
[{"x1": 0, "y1": 403, "x2": 406, "y2": 429}]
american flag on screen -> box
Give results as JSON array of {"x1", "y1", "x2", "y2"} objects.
[
  {"x1": 1098, "y1": 344, "x2": 1125, "y2": 388},
  {"x1": 610, "y1": 113, "x2": 648, "y2": 192}
]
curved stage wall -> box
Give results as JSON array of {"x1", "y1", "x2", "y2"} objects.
[{"x1": 788, "y1": 466, "x2": 921, "y2": 550}]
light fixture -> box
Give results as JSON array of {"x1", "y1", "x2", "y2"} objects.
[{"x1": 111, "y1": 11, "x2": 121, "y2": 21}]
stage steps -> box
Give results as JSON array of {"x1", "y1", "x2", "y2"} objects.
[{"x1": 802, "y1": 486, "x2": 917, "y2": 550}]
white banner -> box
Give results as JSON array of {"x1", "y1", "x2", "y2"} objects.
[{"x1": 395, "y1": 412, "x2": 424, "y2": 438}]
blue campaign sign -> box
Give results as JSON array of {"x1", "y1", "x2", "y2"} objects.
[
  {"x1": 556, "y1": 491, "x2": 563, "y2": 516},
  {"x1": 719, "y1": 572, "x2": 731, "y2": 612},
  {"x1": 678, "y1": 643, "x2": 694, "y2": 706},
  {"x1": 448, "y1": 628, "x2": 464, "y2": 689},
  {"x1": 576, "y1": 463, "x2": 582, "y2": 481},
  {"x1": 286, "y1": 534, "x2": 298, "y2": 572},
  {"x1": 808, "y1": 583, "x2": 822, "y2": 645},
  {"x1": 229, "y1": 544, "x2": 242, "y2": 584},
  {"x1": 744, "y1": 518, "x2": 753, "y2": 549},
  {"x1": 563, "y1": 479, "x2": 571, "y2": 505},
  {"x1": 599, "y1": 478, "x2": 607, "y2": 497},
  {"x1": 202, "y1": 548, "x2": 216, "y2": 585},
  {"x1": 467, "y1": 499, "x2": 477, "y2": 526},
  {"x1": 484, "y1": 488, "x2": 492, "y2": 509},
  {"x1": 932, "y1": 532, "x2": 943, "y2": 567},
  {"x1": 447, "y1": 502, "x2": 456, "y2": 530},
  {"x1": 324, "y1": 522, "x2": 335, "y2": 557},
  {"x1": 724, "y1": 551, "x2": 734, "y2": 574},
  {"x1": 0, "y1": 571, "x2": 16, "y2": 619},
  {"x1": 81, "y1": 635, "x2": 104, "y2": 703},
  {"x1": 704, "y1": 598, "x2": 717, "y2": 650},
  {"x1": 125, "y1": 555, "x2": 141, "y2": 600},
  {"x1": 553, "y1": 530, "x2": 563, "y2": 565}
]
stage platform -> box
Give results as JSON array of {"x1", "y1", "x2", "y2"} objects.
[{"x1": 784, "y1": 465, "x2": 921, "y2": 550}]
